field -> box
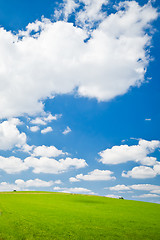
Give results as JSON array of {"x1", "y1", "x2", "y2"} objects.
[{"x1": 0, "y1": 192, "x2": 160, "y2": 240}]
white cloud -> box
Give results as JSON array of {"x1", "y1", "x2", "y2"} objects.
[
  {"x1": 53, "y1": 186, "x2": 95, "y2": 194},
  {"x1": 41, "y1": 126, "x2": 53, "y2": 134},
  {"x1": 0, "y1": 2, "x2": 158, "y2": 119},
  {"x1": 0, "y1": 118, "x2": 26, "y2": 150},
  {"x1": 62, "y1": 126, "x2": 71, "y2": 135},
  {"x1": 33, "y1": 145, "x2": 64, "y2": 158},
  {"x1": 0, "y1": 156, "x2": 28, "y2": 174},
  {"x1": 134, "y1": 193, "x2": 160, "y2": 198},
  {"x1": 54, "y1": 180, "x2": 62, "y2": 185},
  {"x1": 109, "y1": 185, "x2": 130, "y2": 191},
  {"x1": 153, "y1": 163, "x2": 160, "y2": 174},
  {"x1": 131, "y1": 184, "x2": 160, "y2": 191},
  {"x1": 30, "y1": 113, "x2": 61, "y2": 125},
  {"x1": 145, "y1": 118, "x2": 151, "y2": 121},
  {"x1": 151, "y1": 190, "x2": 160, "y2": 194},
  {"x1": 24, "y1": 157, "x2": 87, "y2": 174},
  {"x1": 30, "y1": 118, "x2": 46, "y2": 125},
  {"x1": 69, "y1": 169, "x2": 115, "y2": 182},
  {"x1": 15, "y1": 178, "x2": 54, "y2": 187},
  {"x1": 69, "y1": 177, "x2": 80, "y2": 182},
  {"x1": 109, "y1": 184, "x2": 160, "y2": 192},
  {"x1": 0, "y1": 182, "x2": 18, "y2": 192},
  {"x1": 75, "y1": 0, "x2": 108, "y2": 29},
  {"x1": 63, "y1": 0, "x2": 79, "y2": 20},
  {"x1": 20, "y1": 144, "x2": 34, "y2": 153},
  {"x1": 0, "y1": 178, "x2": 62, "y2": 191},
  {"x1": 99, "y1": 139, "x2": 160, "y2": 165},
  {"x1": 105, "y1": 194, "x2": 121, "y2": 199},
  {"x1": 122, "y1": 166, "x2": 157, "y2": 179},
  {"x1": 30, "y1": 126, "x2": 40, "y2": 132}
]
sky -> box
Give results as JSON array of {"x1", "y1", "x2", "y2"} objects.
[{"x1": 0, "y1": 0, "x2": 160, "y2": 203}]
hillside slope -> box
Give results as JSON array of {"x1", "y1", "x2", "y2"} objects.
[{"x1": 0, "y1": 192, "x2": 160, "y2": 240}]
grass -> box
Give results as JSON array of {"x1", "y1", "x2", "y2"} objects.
[{"x1": 0, "y1": 192, "x2": 160, "y2": 240}]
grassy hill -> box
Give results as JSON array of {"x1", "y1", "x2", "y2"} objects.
[{"x1": 0, "y1": 192, "x2": 160, "y2": 240}]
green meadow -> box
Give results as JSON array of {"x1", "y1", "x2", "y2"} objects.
[{"x1": 0, "y1": 192, "x2": 160, "y2": 240}]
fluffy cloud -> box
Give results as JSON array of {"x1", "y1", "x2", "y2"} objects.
[
  {"x1": 105, "y1": 194, "x2": 121, "y2": 199},
  {"x1": 15, "y1": 178, "x2": 54, "y2": 188},
  {"x1": 99, "y1": 139, "x2": 160, "y2": 165},
  {"x1": 122, "y1": 166, "x2": 157, "y2": 179},
  {"x1": 153, "y1": 163, "x2": 160, "y2": 174},
  {"x1": 0, "y1": 156, "x2": 28, "y2": 174},
  {"x1": 0, "y1": 182, "x2": 18, "y2": 192},
  {"x1": 0, "y1": 151, "x2": 87, "y2": 174},
  {"x1": 41, "y1": 126, "x2": 53, "y2": 134},
  {"x1": 0, "y1": 178, "x2": 62, "y2": 191},
  {"x1": 62, "y1": 126, "x2": 71, "y2": 135},
  {"x1": 69, "y1": 169, "x2": 115, "y2": 182},
  {"x1": 109, "y1": 185, "x2": 130, "y2": 191},
  {"x1": 33, "y1": 145, "x2": 65, "y2": 158},
  {"x1": 0, "y1": 1, "x2": 158, "y2": 119},
  {"x1": 30, "y1": 126, "x2": 40, "y2": 132},
  {"x1": 30, "y1": 114, "x2": 61, "y2": 125},
  {"x1": 0, "y1": 118, "x2": 26, "y2": 150},
  {"x1": 133, "y1": 194, "x2": 160, "y2": 198},
  {"x1": 24, "y1": 157, "x2": 87, "y2": 174},
  {"x1": 109, "y1": 184, "x2": 160, "y2": 192},
  {"x1": 53, "y1": 186, "x2": 95, "y2": 194}
]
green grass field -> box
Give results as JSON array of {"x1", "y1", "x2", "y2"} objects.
[{"x1": 0, "y1": 192, "x2": 160, "y2": 240}]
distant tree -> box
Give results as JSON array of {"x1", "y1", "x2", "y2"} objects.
[{"x1": 119, "y1": 197, "x2": 124, "y2": 199}]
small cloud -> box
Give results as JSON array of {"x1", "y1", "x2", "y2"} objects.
[
  {"x1": 30, "y1": 126, "x2": 40, "y2": 132},
  {"x1": 145, "y1": 118, "x2": 151, "y2": 121},
  {"x1": 54, "y1": 180, "x2": 62, "y2": 185},
  {"x1": 41, "y1": 126, "x2": 53, "y2": 134},
  {"x1": 30, "y1": 113, "x2": 62, "y2": 125},
  {"x1": 105, "y1": 194, "x2": 122, "y2": 199},
  {"x1": 133, "y1": 193, "x2": 160, "y2": 198},
  {"x1": 69, "y1": 169, "x2": 116, "y2": 182},
  {"x1": 33, "y1": 145, "x2": 64, "y2": 158},
  {"x1": 53, "y1": 186, "x2": 95, "y2": 195},
  {"x1": 62, "y1": 126, "x2": 71, "y2": 135}
]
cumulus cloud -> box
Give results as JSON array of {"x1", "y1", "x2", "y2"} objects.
[
  {"x1": 0, "y1": 1, "x2": 158, "y2": 119},
  {"x1": 53, "y1": 186, "x2": 95, "y2": 194},
  {"x1": 30, "y1": 126, "x2": 40, "y2": 132},
  {"x1": 62, "y1": 126, "x2": 71, "y2": 135},
  {"x1": 99, "y1": 139, "x2": 160, "y2": 165},
  {"x1": 15, "y1": 178, "x2": 54, "y2": 188},
  {"x1": 24, "y1": 157, "x2": 87, "y2": 174},
  {"x1": 109, "y1": 184, "x2": 160, "y2": 192},
  {"x1": 33, "y1": 145, "x2": 65, "y2": 158},
  {"x1": 109, "y1": 185, "x2": 130, "y2": 191},
  {"x1": 54, "y1": 180, "x2": 62, "y2": 185},
  {"x1": 75, "y1": 0, "x2": 108, "y2": 29},
  {"x1": 105, "y1": 194, "x2": 121, "y2": 199},
  {"x1": 41, "y1": 126, "x2": 53, "y2": 134},
  {"x1": 0, "y1": 178, "x2": 62, "y2": 191},
  {"x1": 0, "y1": 182, "x2": 18, "y2": 192},
  {"x1": 0, "y1": 118, "x2": 26, "y2": 150},
  {"x1": 133, "y1": 193, "x2": 160, "y2": 198},
  {"x1": 122, "y1": 166, "x2": 157, "y2": 179},
  {"x1": 0, "y1": 151, "x2": 87, "y2": 174},
  {"x1": 153, "y1": 163, "x2": 160, "y2": 174},
  {"x1": 0, "y1": 156, "x2": 28, "y2": 174},
  {"x1": 30, "y1": 114, "x2": 62, "y2": 125},
  {"x1": 69, "y1": 169, "x2": 115, "y2": 182}
]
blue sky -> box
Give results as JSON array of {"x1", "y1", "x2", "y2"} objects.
[{"x1": 0, "y1": 0, "x2": 160, "y2": 202}]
